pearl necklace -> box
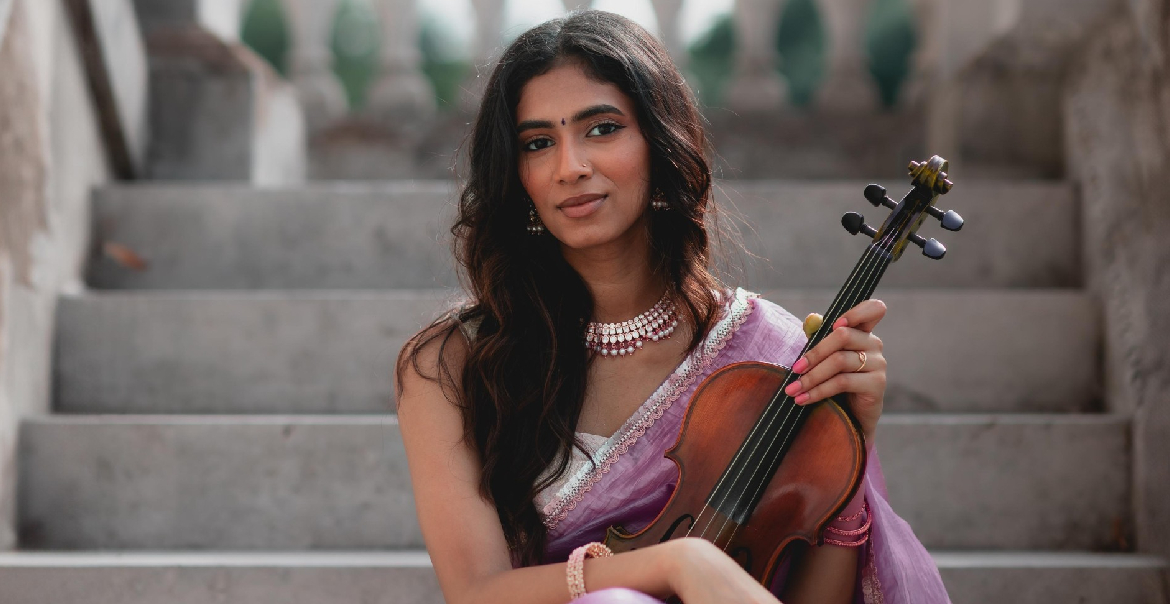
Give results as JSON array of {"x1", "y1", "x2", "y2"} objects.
[{"x1": 585, "y1": 293, "x2": 679, "y2": 358}]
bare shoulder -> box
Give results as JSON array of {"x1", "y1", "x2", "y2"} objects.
[{"x1": 396, "y1": 315, "x2": 470, "y2": 409}]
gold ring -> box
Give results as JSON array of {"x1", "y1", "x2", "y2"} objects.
[{"x1": 854, "y1": 351, "x2": 867, "y2": 372}]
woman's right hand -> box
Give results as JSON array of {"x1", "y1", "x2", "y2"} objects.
[{"x1": 664, "y1": 538, "x2": 784, "y2": 604}]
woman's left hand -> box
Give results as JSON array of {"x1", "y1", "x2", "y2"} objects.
[{"x1": 784, "y1": 299, "x2": 887, "y2": 444}]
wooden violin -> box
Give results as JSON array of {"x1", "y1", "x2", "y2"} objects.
[{"x1": 603, "y1": 156, "x2": 965, "y2": 586}]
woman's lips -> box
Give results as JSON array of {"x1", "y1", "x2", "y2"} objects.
[{"x1": 558, "y1": 194, "x2": 607, "y2": 219}]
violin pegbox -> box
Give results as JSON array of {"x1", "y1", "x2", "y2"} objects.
[{"x1": 841, "y1": 155, "x2": 964, "y2": 261}]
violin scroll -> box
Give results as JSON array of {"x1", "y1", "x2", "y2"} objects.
[{"x1": 847, "y1": 155, "x2": 965, "y2": 261}]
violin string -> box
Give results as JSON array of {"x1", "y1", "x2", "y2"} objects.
[
  {"x1": 706, "y1": 242, "x2": 889, "y2": 550},
  {"x1": 687, "y1": 231, "x2": 890, "y2": 546},
  {"x1": 709, "y1": 209, "x2": 904, "y2": 552},
  {"x1": 686, "y1": 240, "x2": 884, "y2": 545}
]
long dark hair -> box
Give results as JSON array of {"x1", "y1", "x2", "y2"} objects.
[{"x1": 398, "y1": 10, "x2": 721, "y2": 565}]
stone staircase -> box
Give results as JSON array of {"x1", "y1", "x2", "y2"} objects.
[{"x1": 0, "y1": 180, "x2": 1166, "y2": 603}]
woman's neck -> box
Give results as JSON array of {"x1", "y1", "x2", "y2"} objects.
[{"x1": 562, "y1": 222, "x2": 665, "y2": 324}]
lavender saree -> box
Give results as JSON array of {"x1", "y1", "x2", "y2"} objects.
[{"x1": 529, "y1": 289, "x2": 952, "y2": 604}]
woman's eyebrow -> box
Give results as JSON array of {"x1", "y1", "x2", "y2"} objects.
[
  {"x1": 572, "y1": 104, "x2": 624, "y2": 122},
  {"x1": 515, "y1": 104, "x2": 625, "y2": 134}
]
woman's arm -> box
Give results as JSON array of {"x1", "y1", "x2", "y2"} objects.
[{"x1": 398, "y1": 332, "x2": 782, "y2": 604}]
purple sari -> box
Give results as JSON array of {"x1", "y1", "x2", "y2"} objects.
[{"x1": 528, "y1": 289, "x2": 951, "y2": 604}]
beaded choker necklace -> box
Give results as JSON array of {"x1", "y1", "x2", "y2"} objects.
[{"x1": 585, "y1": 292, "x2": 679, "y2": 358}]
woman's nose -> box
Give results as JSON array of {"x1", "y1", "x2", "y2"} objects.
[{"x1": 555, "y1": 140, "x2": 592, "y2": 183}]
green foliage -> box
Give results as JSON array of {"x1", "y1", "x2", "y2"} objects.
[
  {"x1": 865, "y1": 0, "x2": 917, "y2": 107},
  {"x1": 419, "y1": 17, "x2": 470, "y2": 110},
  {"x1": 331, "y1": 0, "x2": 380, "y2": 109},
  {"x1": 775, "y1": 0, "x2": 826, "y2": 107},
  {"x1": 686, "y1": 14, "x2": 735, "y2": 107},
  {"x1": 240, "y1": 0, "x2": 289, "y2": 76}
]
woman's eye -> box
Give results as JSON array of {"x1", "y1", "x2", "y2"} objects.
[
  {"x1": 524, "y1": 138, "x2": 553, "y2": 152},
  {"x1": 587, "y1": 122, "x2": 622, "y2": 137}
]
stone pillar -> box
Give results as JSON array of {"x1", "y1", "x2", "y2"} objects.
[
  {"x1": 365, "y1": 0, "x2": 435, "y2": 126},
  {"x1": 133, "y1": 0, "x2": 243, "y2": 40},
  {"x1": 813, "y1": 0, "x2": 880, "y2": 111},
  {"x1": 899, "y1": 0, "x2": 938, "y2": 106},
  {"x1": 461, "y1": 0, "x2": 507, "y2": 109},
  {"x1": 649, "y1": 0, "x2": 686, "y2": 67},
  {"x1": 725, "y1": 0, "x2": 788, "y2": 112},
  {"x1": 280, "y1": 0, "x2": 347, "y2": 132}
]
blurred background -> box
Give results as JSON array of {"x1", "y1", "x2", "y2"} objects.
[
  {"x1": 0, "y1": 0, "x2": 1168, "y2": 602},
  {"x1": 237, "y1": 0, "x2": 915, "y2": 112}
]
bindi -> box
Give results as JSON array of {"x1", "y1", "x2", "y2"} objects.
[{"x1": 561, "y1": 118, "x2": 566, "y2": 126}]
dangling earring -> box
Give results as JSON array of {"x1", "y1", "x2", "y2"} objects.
[
  {"x1": 527, "y1": 201, "x2": 545, "y2": 235},
  {"x1": 651, "y1": 189, "x2": 669, "y2": 211}
]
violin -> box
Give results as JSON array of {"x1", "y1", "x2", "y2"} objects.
[{"x1": 603, "y1": 156, "x2": 965, "y2": 585}]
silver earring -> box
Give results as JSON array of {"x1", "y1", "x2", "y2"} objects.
[
  {"x1": 651, "y1": 189, "x2": 669, "y2": 211},
  {"x1": 527, "y1": 202, "x2": 545, "y2": 235}
]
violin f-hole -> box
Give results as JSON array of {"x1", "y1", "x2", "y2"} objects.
[
  {"x1": 658, "y1": 514, "x2": 695, "y2": 543},
  {"x1": 729, "y1": 546, "x2": 754, "y2": 573}
]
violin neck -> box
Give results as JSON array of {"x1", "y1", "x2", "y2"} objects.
[{"x1": 798, "y1": 244, "x2": 892, "y2": 358}]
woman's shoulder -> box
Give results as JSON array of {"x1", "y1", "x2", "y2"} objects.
[
  {"x1": 720, "y1": 288, "x2": 807, "y2": 367},
  {"x1": 396, "y1": 304, "x2": 477, "y2": 397}
]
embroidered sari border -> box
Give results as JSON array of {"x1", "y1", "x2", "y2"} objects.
[{"x1": 540, "y1": 288, "x2": 759, "y2": 530}]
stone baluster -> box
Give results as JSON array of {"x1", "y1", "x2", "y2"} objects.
[
  {"x1": 897, "y1": 0, "x2": 937, "y2": 105},
  {"x1": 281, "y1": 0, "x2": 348, "y2": 132},
  {"x1": 649, "y1": 0, "x2": 685, "y2": 67},
  {"x1": 461, "y1": 0, "x2": 507, "y2": 109},
  {"x1": 813, "y1": 0, "x2": 880, "y2": 110},
  {"x1": 366, "y1": 0, "x2": 436, "y2": 125},
  {"x1": 725, "y1": 0, "x2": 788, "y2": 111}
]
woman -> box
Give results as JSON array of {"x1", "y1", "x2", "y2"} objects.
[{"x1": 397, "y1": 10, "x2": 950, "y2": 604}]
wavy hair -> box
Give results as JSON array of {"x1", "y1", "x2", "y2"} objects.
[{"x1": 398, "y1": 10, "x2": 722, "y2": 565}]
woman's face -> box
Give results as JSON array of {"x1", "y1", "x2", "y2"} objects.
[{"x1": 515, "y1": 62, "x2": 652, "y2": 253}]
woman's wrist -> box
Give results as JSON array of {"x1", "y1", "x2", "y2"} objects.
[{"x1": 657, "y1": 538, "x2": 707, "y2": 596}]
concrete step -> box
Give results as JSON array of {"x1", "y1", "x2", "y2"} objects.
[
  {"x1": 0, "y1": 551, "x2": 1163, "y2": 604},
  {"x1": 86, "y1": 180, "x2": 1079, "y2": 290},
  {"x1": 19, "y1": 414, "x2": 1129, "y2": 551},
  {"x1": 54, "y1": 289, "x2": 1099, "y2": 415},
  {"x1": 933, "y1": 552, "x2": 1169, "y2": 604},
  {"x1": 0, "y1": 552, "x2": 443, "y2": 604}
]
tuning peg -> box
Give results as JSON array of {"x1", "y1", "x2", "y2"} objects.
[
  {"x1": 842, "y1": 212, "x2": 878, "y2": 237},
  {"x1": 925, "y1": 206, "x2": 964, "y2": 231},
  {"x1": 908, "y1": 233, "x2": 946, "y2": 259},
  {"x1": 863, "y1": 184, "x2": 897, "y2": 209}
]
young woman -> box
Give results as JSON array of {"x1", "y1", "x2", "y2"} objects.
[{"x1": 397, "y1": 10, "x2": 950, "y2": 604}]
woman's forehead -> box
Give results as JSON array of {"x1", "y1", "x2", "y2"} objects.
[{"x1": 515, "y1": 64, "x2": 633, "y2": 121}]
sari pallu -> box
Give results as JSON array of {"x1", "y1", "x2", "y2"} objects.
[{"x1": 527, "y1": 289, "x2": 952, "y2": 604}]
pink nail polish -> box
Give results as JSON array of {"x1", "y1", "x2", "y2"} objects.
[
  {"x1": 792, "y1": 358, "x2": 809, "y2": 374},
  {"x1": 785, "y1": 381, "x2": 802, "y2": 396},
  {"x1": 795, "y1": 393, "x2": 810, "y2": 405}
]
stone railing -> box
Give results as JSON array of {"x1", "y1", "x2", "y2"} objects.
[
  {"x1": 276, "y1": 0, "x2": 935, "y2": 125},
  {"x1": 258, "y1": 0, "x2": 1115, "y2": 177}
]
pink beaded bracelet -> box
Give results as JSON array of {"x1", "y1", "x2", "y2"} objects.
[
  {"x1": 567, "y1": 542, "x2": 614, "y2": 599},
  {"x1": 823, "y1": 500, "x2": 872, "y2": 547}
]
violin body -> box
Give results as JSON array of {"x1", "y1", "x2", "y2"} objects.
[{"x1": 604, "y1": 362, "x2": 865, "y2": 583}]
